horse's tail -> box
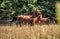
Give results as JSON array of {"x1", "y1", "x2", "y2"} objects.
[
  {"x1": 10, "y1": 16, "x2": 17, "y2": 22},
  {"x1": 46, "y1": 17, "x2": 51, "y2": 24}
]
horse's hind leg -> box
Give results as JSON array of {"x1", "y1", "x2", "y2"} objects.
[
  {"x1": 14, "y1": 21, "x2": 19, "y2": 26},
  {"x1": 19, "y1": 23, "x2": 22, "y2": 27},
  {"x1": 29, "y1": 20, "x2": 34, "y2": 26},
  {"x1": 18, "y1": 21, "x2": 23, "y2": 27}
]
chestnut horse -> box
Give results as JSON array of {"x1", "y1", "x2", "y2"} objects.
[
  {"x1": 33, "y1": 15, "x2": 41, "y2": 25},
  {"x1": 40, "y1": 17, "x2": 50, "y2": 24},
  {"x1": 32, "y1": 15, "x2": 50, "y2": 25},
  {"x1": 11, "y1": 15, "x2": 33, "y2": 26}
]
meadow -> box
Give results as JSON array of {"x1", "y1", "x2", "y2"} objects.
[{"x1": 0, "y1": 24, "x2": 58, "y2": 39}]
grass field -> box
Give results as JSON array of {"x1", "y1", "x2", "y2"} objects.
[{"x1": 0, "y1": 24, "x2": 58, "y2": 39}]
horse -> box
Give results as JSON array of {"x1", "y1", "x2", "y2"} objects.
[
  {"x1": 11, "y1": 15, "x2": 33, "y2": 26},
  {"x1": 40, "y1": 17, "x2": 50, "y2": 25},
  {"x1": 33, "y1": 15, "x2": 41, "y2": 25},
  {"x1": 17, "y1": 15, "x2": 34, "y2": 26}
]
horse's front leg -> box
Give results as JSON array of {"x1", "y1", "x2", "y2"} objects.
[{"x1": 32, "y1": 20, "x2": 35, "y2": 26}]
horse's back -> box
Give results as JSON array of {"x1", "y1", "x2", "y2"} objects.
[
  {"x1": 17, "y1": 15, "x2": 32, "y2": 20},
  {"x1": 41, "y1": 18, "x2": 48, "y2": 21}
]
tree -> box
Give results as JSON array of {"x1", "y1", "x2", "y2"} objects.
[{"x1": 0, "y1": 0, "x2": 57, "y2": 20}]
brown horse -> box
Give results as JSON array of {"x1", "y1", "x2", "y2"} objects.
[
  {"x1": 33, "y1": 15, "x2": 41, "y2": 25},
  {"x1": 13, "y1": 15, "x2": 33, "y2": 26},
  {"x1": 40, "y1": 17, "x2": 50, "y2": 24}
]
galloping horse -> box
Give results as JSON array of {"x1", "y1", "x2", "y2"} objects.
[
  {"x1": 32, "y1": 15, "x2": 50, "y2": 25},
  {"x1": 17, "y1": 15, "x2": 33, "y2": 26},
  {"x1": 33, "y1": 15, "x2": 41, "y2": 25},
  {"x1": 40, "y1": 17, "x2": 50, "y2": 24},
  {"x1": 11, "y1": 15, "x2": 33, "y2": 26}
]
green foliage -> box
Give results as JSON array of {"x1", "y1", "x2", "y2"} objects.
[{"x1": 0, "y1": 0, "x2": 56, "y2": 19}]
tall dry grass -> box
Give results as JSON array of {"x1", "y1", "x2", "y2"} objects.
[{"x1": 0, "y1": 24, "x2": 58, "y2": 39}]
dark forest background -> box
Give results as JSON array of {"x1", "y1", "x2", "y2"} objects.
[{"x1": 0, "y1": 0, "x2": 60, "y2": 20}]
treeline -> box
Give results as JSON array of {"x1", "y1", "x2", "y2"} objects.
[{"x1": 0, "y1": 0, "x2": 59, "y2": 20}]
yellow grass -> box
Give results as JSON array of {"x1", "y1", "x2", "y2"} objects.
[{"x1": 0, "y1": 24, "x2": 58, "y2": 39}]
